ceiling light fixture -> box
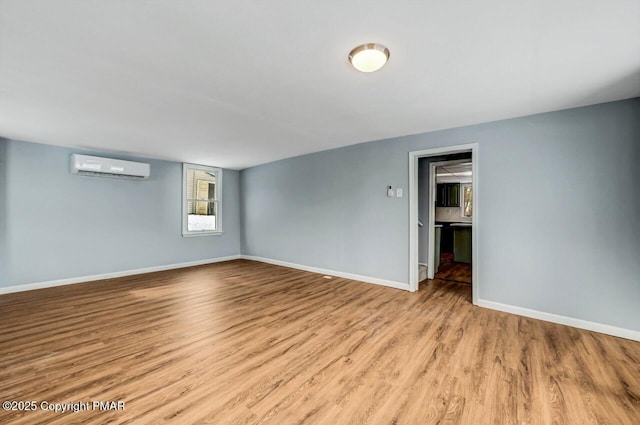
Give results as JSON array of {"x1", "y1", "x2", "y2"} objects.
[{"x1": 348, "y1": 43, "x2": 390, "y2": 73}]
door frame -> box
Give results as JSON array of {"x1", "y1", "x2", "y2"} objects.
[{"x1": 408, "y1": 143, "x2": 479, "y2": 305}]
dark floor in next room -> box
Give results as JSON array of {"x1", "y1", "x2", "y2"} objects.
[{"x1": 434, "y1": 261, "x2": 472, "y2": 284}]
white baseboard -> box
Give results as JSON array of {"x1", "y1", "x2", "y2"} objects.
[
  {"x1": 477, "y1": 299, "x2": 640, "y2": 342},
  {"x1": 5, "y1": 255, "x2": 634, "y2": 342},
  {"x1": 0, "y1": 255, "x2": 242, "y2": 295},
  {"x1": 241, "y1": 255, "x2": 409, "y2": 291}
]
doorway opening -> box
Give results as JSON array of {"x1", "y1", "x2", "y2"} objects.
[
  {"x1": 408, "y1": 144, "x2": 478, "y2": 304},
  {"x1": 430, "y1": 159, "x2": 472, "y2": 285}
]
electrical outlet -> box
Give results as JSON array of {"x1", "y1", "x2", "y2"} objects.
[
  {"x1": 387, "y1": 186, "x2": 394, "y2": 197},
  {"x1": 396, "y1": 188, "x2": 403, "y2": 198}
]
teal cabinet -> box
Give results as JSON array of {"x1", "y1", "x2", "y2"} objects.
[{"x1": 453, "y1": 227, "x2": 472, "y2": 264}]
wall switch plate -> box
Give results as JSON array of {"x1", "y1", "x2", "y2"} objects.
[
  {"x1": 387, "y1": 186, "x2": 394, "y2": 197},
  {"x1": 396, "y1": 188, "x2": 403, "y2": 198}
]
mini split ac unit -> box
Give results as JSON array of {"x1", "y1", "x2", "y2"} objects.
[{"x1": 70, "y1": 154, "x2": 150, "y2": 180}]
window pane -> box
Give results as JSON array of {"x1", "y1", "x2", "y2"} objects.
[
  {"x1": 183, "y1": 163, "x2": 222, "y2": 236},
  {"x1": 463, "y1": 186, "x2": 473, "y2": 217},
  {"x1": 186, "y1": 169, "x2": 217, "y2": 201},
  {"x1": 187, "y1": 201, "x2": 217, "y2": 231}
]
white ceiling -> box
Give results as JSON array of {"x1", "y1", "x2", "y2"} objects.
[
  {"x1": 1, "y1": 1, "x2": 639, "y2": 170},
  {"x1": 437, "y1": 163, "x2": 472, "y2": 184}
]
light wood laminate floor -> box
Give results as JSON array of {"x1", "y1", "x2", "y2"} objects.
[{"x1": 1, "y1": 260, "x2": 638, "y2": 424}]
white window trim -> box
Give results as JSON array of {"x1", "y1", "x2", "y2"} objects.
[{"x1": 182, "y1": 163, "x2": 223, "y2": 237}]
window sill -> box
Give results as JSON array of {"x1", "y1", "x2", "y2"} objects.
[{"x1": 182, "y1": 231, "x2": 224, "y2": 237}]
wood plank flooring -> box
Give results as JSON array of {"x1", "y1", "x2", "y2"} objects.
[{"x1": 1, "y1": 259, "x2": 638, "y2": 424}]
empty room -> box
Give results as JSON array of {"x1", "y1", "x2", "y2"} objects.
[{"x1": 1, "y1": 1, "x2": 639, "y2": 424}]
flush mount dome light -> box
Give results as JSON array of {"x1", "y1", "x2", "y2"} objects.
[{"x1": 348, "y1": 43, "x2": 390, "y2": 72}]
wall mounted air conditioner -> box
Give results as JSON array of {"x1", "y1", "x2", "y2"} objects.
[{"x1": 70, "y1": 154, "x2": 150, "y2": 180}]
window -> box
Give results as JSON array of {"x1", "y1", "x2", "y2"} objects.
[
  {"x1": 461, "y1": 184, "x2": 472, "y2": 217},
  {"x1": 182, "y1": 163, "x2": 222, "y2": 236}
]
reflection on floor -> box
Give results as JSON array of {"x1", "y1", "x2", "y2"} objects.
[{"x1": 435, "y1": 262, "x2": 471, "y2": 284}]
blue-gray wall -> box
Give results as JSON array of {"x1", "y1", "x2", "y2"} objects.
[
  {"x1": 0, "y1": 141, "x2": 7, "y2": 285},
  {"x1": 241, "y1": 98, "x2": 640, "y2": 331},
  {"x1": 241, "y1": 140, "x2": 409, "y2": 282},
  {"x1": 2, "y1": 99, "x2": 638, "y2": 332},
  {"x1": 1, "y1": 140, "x2": 241, "y2": 287}
]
